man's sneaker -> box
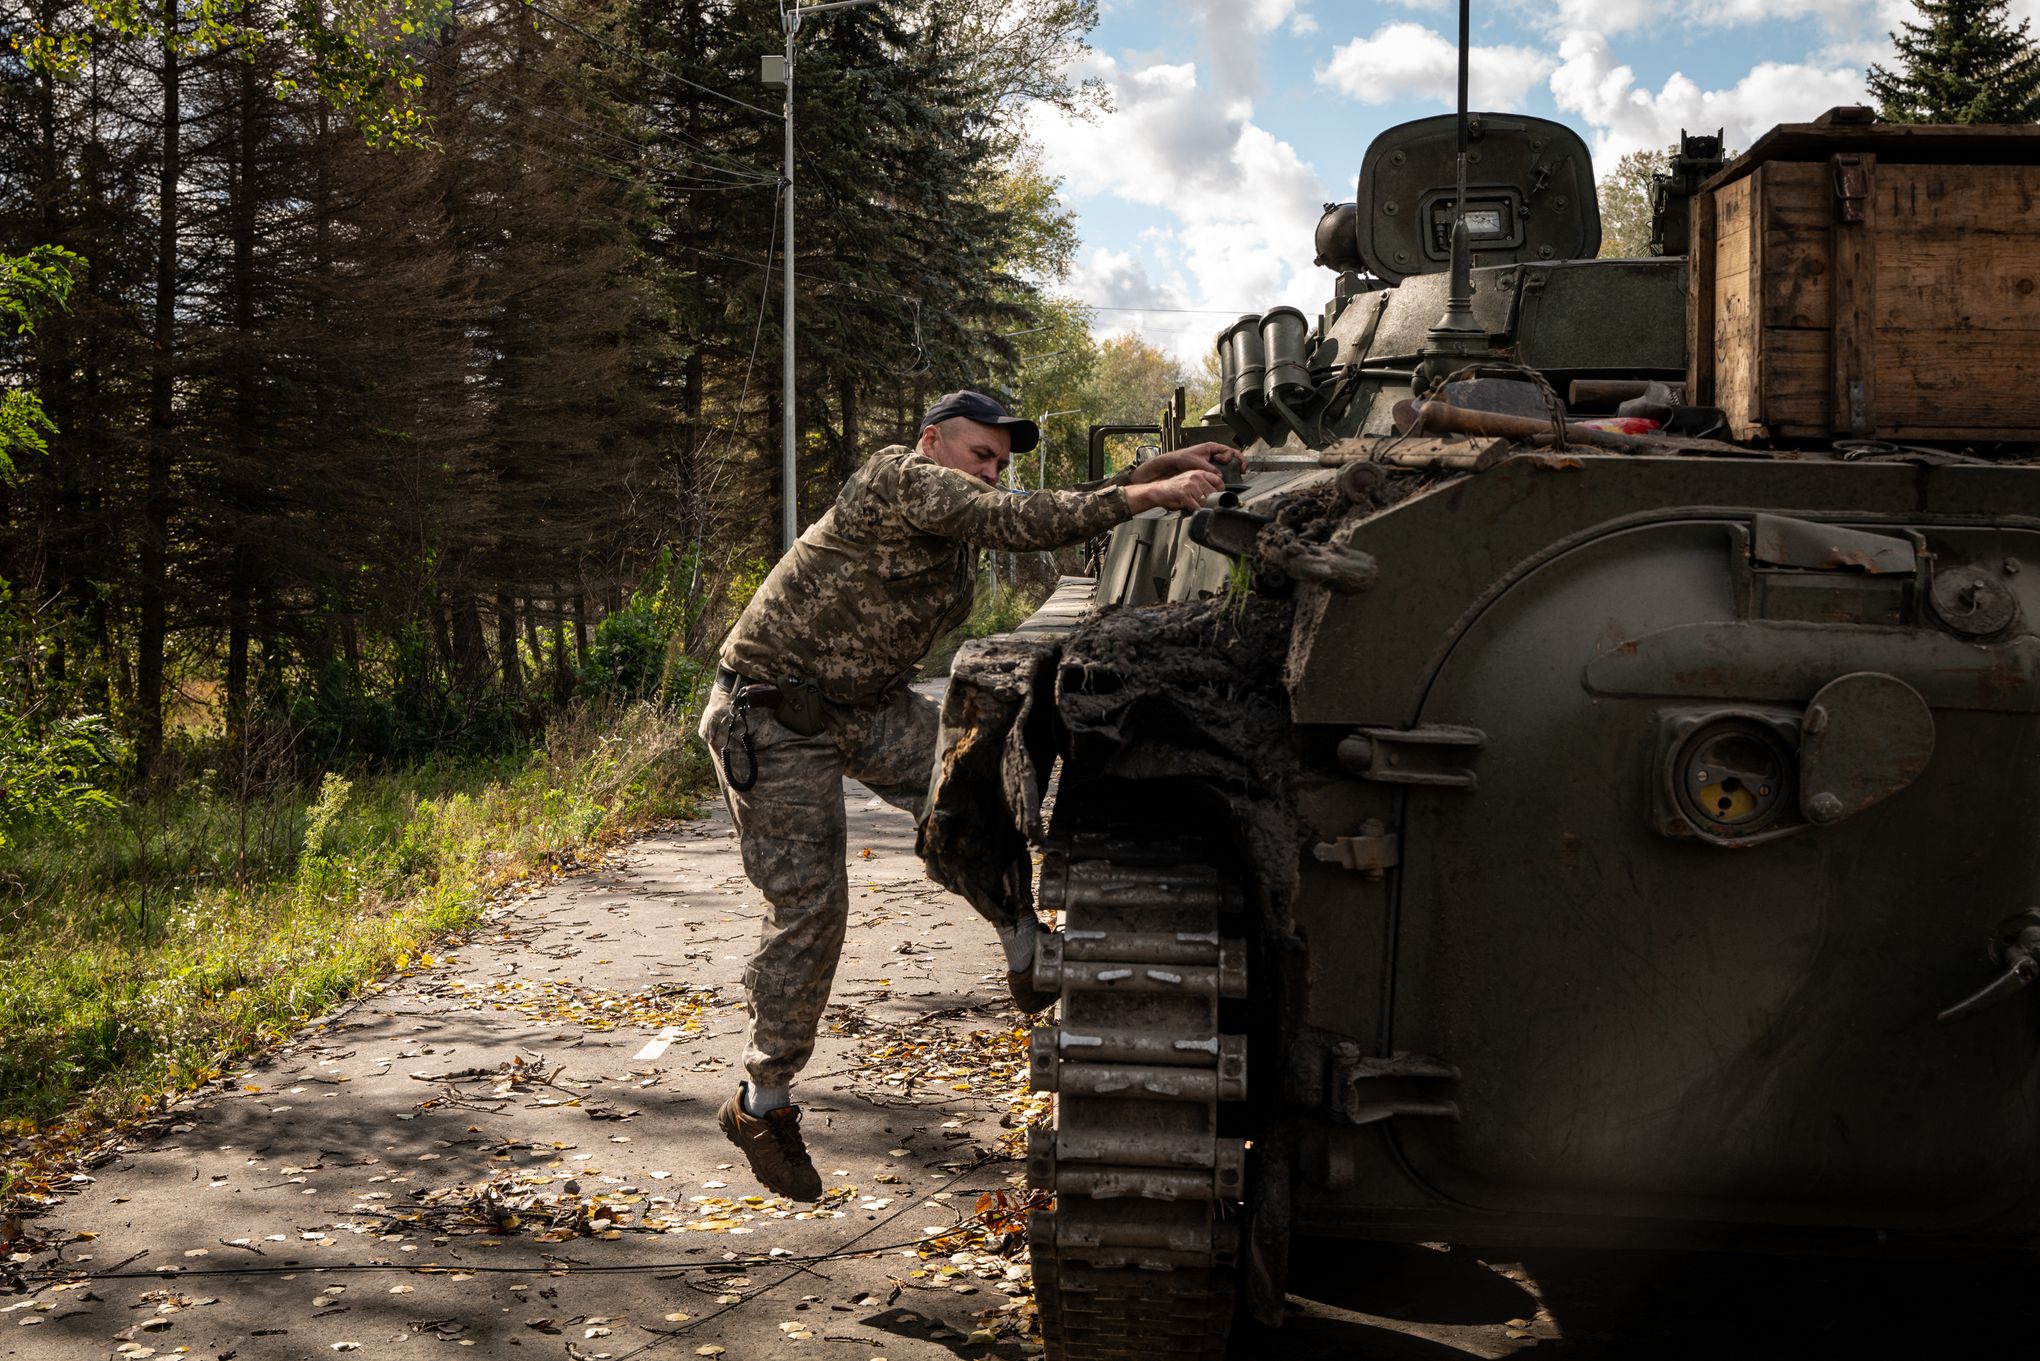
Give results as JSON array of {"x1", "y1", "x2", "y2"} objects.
[
  {"x1": 718, "y1": 1093, "x2": 823, "y2": 1201},
  {"x1": 1007, "y1": 968, "x2": 1059, "y2": 1015}
]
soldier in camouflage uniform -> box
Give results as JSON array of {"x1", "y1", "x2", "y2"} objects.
[{"x1": 699, "y1": 390, "x2": 1240, "y2": 1199}]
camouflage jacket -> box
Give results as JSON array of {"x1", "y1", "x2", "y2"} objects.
[{"x1": 720, "y1": 445, "x2": 1133, "y2": 708}]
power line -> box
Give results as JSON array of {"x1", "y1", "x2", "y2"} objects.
[
  {"x1": 518, "y1": 125, "x2": 773, "y2": 191},
  {"x1": 493, "y1": 69, "x2": 777, "y2": 185},
  {"x1": 523, "y1": 141, "x2": 776, "y2": 194},
  {"x1": 688, "y1": 190, "x2": 782, "y2": 505},
  {"x1": 723, "y1": 202, "x2": 780, "y2": 445},
  {"x1": 683, "y1": 243, "x2": 917, "y2": 302},
  {"x1": 523, "y1": 0, "x2": 783, "y2": 122},
  {"x1": 606, "y1": 1161, "x2": 997, "y2": 1361},
  {"x1": 1091, "y1": 322, "x2": 1224, "y2": 335},
  {"x1": 1080, "y1": 304, "x2": 1260, "y2": 315},
  {"x1": 484, "y1": 81, "x2": 776, "y2": 187}
]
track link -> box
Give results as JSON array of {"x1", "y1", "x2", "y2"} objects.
[{"x1": 1027, "y1": 829, "x2": 1249, "y2": 1361}]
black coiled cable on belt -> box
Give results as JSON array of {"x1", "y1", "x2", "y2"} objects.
[
  {"x1": 717, "y1": 670, "x2": 760, "y2": 792},
  {"x1": 714, "y1": 697, "x2": 754, "y2": 791}
]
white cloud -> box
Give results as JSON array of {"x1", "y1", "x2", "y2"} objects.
[
  {"x1": 1814, "y1": 35, "x2": 1898, "y2": 71},
  {"x1": 1550, "y1": 0, "x2": 1658, "y2": 34},
  {"x1": 1316, "y1": 23, "x2": 1558, "y2": 108},
  {"x1": 1177, "y1": 0, "x2": 1304, "y2": 32},
  {"x1": 1029, "y1": 58, "x2": 1333, "y2": 360},
  {"x1": 1529, "y1": 0, "x2": 1887, "y2": 35},
  {"x1": 1174, "y1": 0, "x2": 1312, "y2": 97},
  {"x1": 1548, "y1": 31, "x2": 1870, "y2": 163},
  {"x1": 1534, "y1": 0, "x2": 1900, "y2": 38},
  {"x1": 1032, "y1": 60, "x2": 1249, "y2": 204},
  {"x1": 1692, "y1": 0, "x2": 1886, "y2": 29},
  {"x1": 1066, "y1": 247, "x2": 1186, "y2": 312},
  {"x1": 1288, "y1": 10, "x2": 1320, "y2": 35}
]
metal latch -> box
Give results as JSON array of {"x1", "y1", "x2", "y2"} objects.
[
  {"x1": 1832, "y1": 153, "x2": 1868, "y2": 224},
  {"x1": 1313, "y1": 820, "x2": 1399, "y2": 877},
  {"x1": 1337, "y1": 724, "x2": 1486, "y2": 790}
]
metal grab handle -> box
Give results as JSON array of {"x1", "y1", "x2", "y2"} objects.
[{"x1": 1937, "y1": 912, "x2": 2040, "y2": 1023}]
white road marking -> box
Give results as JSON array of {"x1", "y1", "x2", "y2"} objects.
[{"x1": 633, "y1": 1026, "x2": 684, "y2": 1061}]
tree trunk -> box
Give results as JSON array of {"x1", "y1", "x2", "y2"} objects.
[
  {"x1": 452, "y1": 592, "x2": 490, "y2": 693},
  {"x1": 76, "y1": 55, "x2": 119, "y2": 716},
  {"x1": 679, "y1": 343, "x2": 704, "y2": 545},
  {"x1": 496, "y1": 590, "x2": 521, "y2": 692},
  {"x1": 573, "y1": 591, "x2": 589, "y2": 667},
  {"x1": 225, "y1": 56, "x2": 260, "y2": 754},
  {"x1": 551, "y1": 590, "x2": 571, "y2": 705},
  {"x1": 431, "y1": 596, "x2": 455, "y2": 677},
  {"x1": 35, "y1": 0, "x2": 76, "y2": 688},
  {"x1": 340, "y1": 611, "x2": 360, "y2": 678},
  {"x1": 226, "y1": 545, "x2": 252, "y2": 751},
  {"x1": 522, "y1": 596, "x2": 545, "y2": 672},
  {"x1": 839, "y1": 375, "x2": 861, "y2": 480},
  {"x1": 136, "y1": 0, "x2": 180, "y2": 780}
]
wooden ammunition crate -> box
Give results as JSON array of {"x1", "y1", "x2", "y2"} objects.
[{"x1": 1688, "y1": 113, "x2": 2040, "y2": 442}]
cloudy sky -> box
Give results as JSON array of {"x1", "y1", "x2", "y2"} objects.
[{"x1": 1029, "y1": 0, "x2": 1995, "y2": 360}]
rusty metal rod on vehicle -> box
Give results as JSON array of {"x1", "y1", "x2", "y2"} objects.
[
  {"x1": 1567, "y1": 378, "x2": 1654, "y2": 408},
  {"x1": 1398, "y1": 398, "x2": 1662, "y2": 452}
]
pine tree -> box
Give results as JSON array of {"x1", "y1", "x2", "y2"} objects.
[{"x1": 1867, "y1": 0, "x2": 2040, "y2": 124}]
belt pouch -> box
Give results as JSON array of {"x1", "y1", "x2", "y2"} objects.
[{"x1": 776, "y1": 675, "x2": 827, "y2": 737}]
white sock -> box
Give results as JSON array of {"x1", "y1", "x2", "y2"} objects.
[
  {"x1": 743, "y1": 1081, "x2": 791, "y2": 1116},
  {"x1": 996, "y1": 915, "x2": 1042, "y2": 973}
]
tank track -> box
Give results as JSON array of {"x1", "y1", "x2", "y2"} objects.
[{"x1": 1025, "y1": 828, "x2": 1250, "y2": 1361}]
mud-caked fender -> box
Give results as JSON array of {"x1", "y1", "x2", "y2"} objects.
[{"x1": 916, "y1": 634, "x2": 1061, "y2": 929}]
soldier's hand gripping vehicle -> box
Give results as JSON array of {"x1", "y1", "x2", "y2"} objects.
[{"x1": 917, "y1": 89, "x2": 2040, "y2": 1361}]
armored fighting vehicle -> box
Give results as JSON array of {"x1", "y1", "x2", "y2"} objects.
[{"x1": 919, "y1": 68, "x2": 2040, "y2": 1361}]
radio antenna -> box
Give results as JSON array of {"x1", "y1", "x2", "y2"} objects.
[
  {"x1": 1416, "y1": 0, "x2": 1486, "y2": 392},
  {"x1": 1454, "y1": 0, "x2": 1470, "y2": 221}
]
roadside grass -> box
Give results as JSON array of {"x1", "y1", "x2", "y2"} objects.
[
  {"x1": 964, "y1": 581, "x2": 1048, "y2": 639},
  {"x1": 918, "y1": 579, "x2": 1050, "y2": 678},
  {"x1": 0, "y1": 699, "x2": 711, "y2": 1201}
]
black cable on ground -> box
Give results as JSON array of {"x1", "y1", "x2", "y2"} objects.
[
  {"x1": 604, "y1": 1159, "x2": 1005, "y2": 1361},
  {"x1": 13, "y1": 1157, "x2": 1016, "y2": 1291}
]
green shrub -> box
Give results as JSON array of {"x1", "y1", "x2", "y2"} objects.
[
  {"x1": 0, "y1": 711, "x2": 122, "y2": 849},
  {"x1": 580, "y1": 546, "x2": 714, "y2": 706},
  {"x1": 0, "y1": 698, "x2": 705, "y2": 1176},
  {"x1": 964, "y1": 581, "x2": 1047, "y2": 640}
]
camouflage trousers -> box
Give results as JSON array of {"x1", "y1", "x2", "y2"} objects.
[{"x1": 697, "y1": 682, "x2": 940, "y2": 1090}]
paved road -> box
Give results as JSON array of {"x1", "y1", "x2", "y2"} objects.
[
  {"x1": 9, "y1": 759, "x2": 2037, "y2": 1360},
  {"x1": 6, "y1": 776, "x2": 1041, "y2": 1361}
]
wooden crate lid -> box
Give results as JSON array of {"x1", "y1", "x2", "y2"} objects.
[{"x1": 1702, "y1": 105, "x2": 2040, "y2": 191}]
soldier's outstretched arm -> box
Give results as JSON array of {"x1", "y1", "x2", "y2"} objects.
[
  {"x1": 1125, "y1": 469, "x2": 1224, "y2": 513},
  {"x1": 1074, "y1": 441, "x2": 1247, "y2": 491},
  {"x1": 1129, "y1": 441, "x2": 1249, "y2": 485},
  {"x1": 880, "y1": 458, "x2": 1133, "y2": 551}
]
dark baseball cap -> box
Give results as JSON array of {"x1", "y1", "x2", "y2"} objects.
[{"x1": 919, "y1": 390, "x2": 1039, "y2": 453}]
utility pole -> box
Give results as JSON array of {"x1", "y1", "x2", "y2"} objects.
[
  {"x1": 993, "y1": 408, "x2": 1081, "y2": 588},
  {"x1": 1033, "y1": 409, "x2": 1083, "y2": 490},
  {"x1": 768, "y1": 0, "x2": 880, "y2": 555}
]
